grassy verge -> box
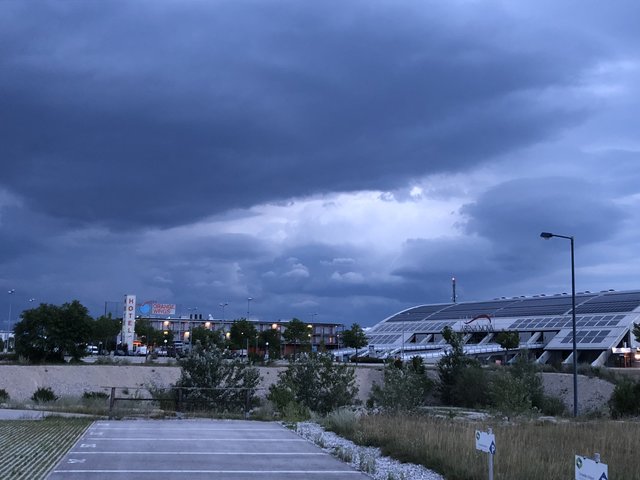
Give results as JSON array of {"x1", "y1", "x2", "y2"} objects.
[
  {"x1": 0, "y1": 417, "x2": 91, "y2": 480},
  {"x1": 326, "y1": 412, "x2": 640, "y2": 480}
]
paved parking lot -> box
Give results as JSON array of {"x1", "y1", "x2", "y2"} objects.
[{"x1": 47, "y1": 419, "x2": 371, "y2": 479}]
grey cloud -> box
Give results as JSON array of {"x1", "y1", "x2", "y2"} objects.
[
  {"x1": 461, "y1": 177, "x2": 627, "y2": 248},
  {"x1": 0, "y1": 1, "x2": 606, "y2": 229}
]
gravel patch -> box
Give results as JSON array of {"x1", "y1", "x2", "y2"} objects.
[{"x1": 295, "y1": 421, "x2": 444, "y2": 480}]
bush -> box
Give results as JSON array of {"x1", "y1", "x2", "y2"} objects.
[
  {"x1": 438, "y1": 327, "x2": 486, "y2": 406},
  {"x1": 322, "y1": 408, "x2": 359, "y2": 437},
  {"x1": 609, "y1": 377, "x2": 640, "y2": 418},
  {"x1": 0, "y1": 389, "x2": 9, "y2": 402},
  {"x1": 268, "y1": 352, "x2": 358, "y2": 415},
  {"x1": 175, "y1": 344, "x2": 261, "y2": 413},
  {"x1": 82, "y1": 391, "x2": 109, "y2": 400},
  {"x1": 490, "y1": 369, "x2": 533, "y2": 414},
  {"x1": 369, "y1": 357, "x2": 433, "y2": 410},
  {"x1": 32, "y1": 387, "x2": 58, "y2": 403},
  {"x1": 539, "y1": 394, "x2": 566, "y2": 416}
]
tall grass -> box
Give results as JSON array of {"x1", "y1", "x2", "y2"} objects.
[{"x1": 327, "y1": 413, "x2": 640, "y2": 480}]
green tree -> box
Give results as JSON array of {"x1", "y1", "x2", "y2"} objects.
[
  {"x1": 633, "y1": 323, "x2": 640, "y2": 343},
  {"x1": 494, "y1": 331, "x2": 520, "y2": 365},
  {"x1": 342, "y1": 323, "x2": 368, "y2": 364},
  {"x1": 268, "y1": 352, "x2": 358, "y2": 415},
  {"x1": 259, "y1": 328, "x2": 281, "y2": 359},
  {"x1": 229, "y1": 319, "x2": 257, "y2": 351},
  {"x1": 14, "y1": 300, "x2": 93, "y2": 363},
  {"x1": 0, "y1": 337, "x2": 4, "y2": 352},
  {"x1": 191, "y1": 326, "x2": 224, "y2": 350},
  {"x1": 437, "y1": 326, "x2": 486, "y2": 406},
  {"x1": 369, "y1": 356, "x2": 433, "y2": 410},
  {"x1": 135, "y1": 318, "x2": 155, "y2": 345},
  {"x1": 91, "y1": 314, "x2": 121, "y2": 353},
  {"x1": 176, "y1": 344, "x2": 261, "y2": 413},
  {"x1": 283, "y1": 318, "x2": 309, "y2": 360}
]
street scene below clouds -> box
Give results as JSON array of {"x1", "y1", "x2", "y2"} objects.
[{"x1": 1, "y1": 0, "x2": 640, "y2": 326}]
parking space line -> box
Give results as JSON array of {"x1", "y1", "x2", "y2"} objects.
[
  {"x1": 82, "y1": 437, "x2": 306, "y2": 441},
  {"x1": 72, "y1": 452, "x2": 325, "y2": 455},
  {"x1": 53, "y1": 470, "x2": 364, "y2": 475}
]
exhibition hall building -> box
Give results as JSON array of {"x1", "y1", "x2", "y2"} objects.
[{"x1": 363, "y1": 289, "x2": 640, "y2": 367}]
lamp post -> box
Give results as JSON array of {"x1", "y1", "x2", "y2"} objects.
[
  {"x1": 541, "y1": 231, "x2": 578, "y2": 417},
  {"x1": 7, "y1": 289, "x2": 15, "y2": 334},
  {"x1": 247, "y1": 297, "x2": 253, "y2": 319},
  {"x1": 219, "y1": 302, "x2": 228, "y2": 321}
]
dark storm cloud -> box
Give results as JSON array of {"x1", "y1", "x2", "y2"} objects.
[
  {"x1": 0, "y1": 0, "x2": 604, "y2": 229},
  {"x1": 460, "y1": 177, "x2": 627, "y2": 249}
]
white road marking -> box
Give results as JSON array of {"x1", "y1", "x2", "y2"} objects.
[
  {"x1": 71, "y1": 451, "x2": 325, "y2": 455},
  {"x1": 81, "y1": 437, "x2": 306, "y2": 441},
  {"x1": 54, "y1": 470, "x2": 363, "y2": 474}
]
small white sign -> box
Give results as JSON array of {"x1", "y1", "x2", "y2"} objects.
[
  {"x1": 575, "y1": 456, "x2": 608, "y2": 480},
  {"x1": 475, "y1": 430, "x2": 496, "y2": 455}
]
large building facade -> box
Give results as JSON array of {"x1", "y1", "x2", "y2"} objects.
[{"x1": 365, "y1": 289, "x2": 640, "y2": 367}]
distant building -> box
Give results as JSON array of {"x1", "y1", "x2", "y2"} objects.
[
  {"x1": 140, "y1": 314, "x2": 344, "y2": 356},
  {"x1": 365, "y1": 289, "x2": 640, "y2": 367}
]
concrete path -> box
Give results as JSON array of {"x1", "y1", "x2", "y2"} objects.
[{"x1": 47, "y1": 419, "x2": 372, "y2": 479}]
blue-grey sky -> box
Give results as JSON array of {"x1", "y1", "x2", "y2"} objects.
[{"x1": 2, "y1": 0, "x2": 639, "y2": 327}]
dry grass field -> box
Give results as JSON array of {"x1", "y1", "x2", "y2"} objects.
[
  {"x1": 0, "y1": 418, "x2": 91, "y2": 480},
  {"x1": 331, "y1": 413, "x2": 640, "y2": 480}
]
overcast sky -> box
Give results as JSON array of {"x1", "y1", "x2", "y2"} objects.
[{"x1": 2, "y1": 0, "x2": 640, "y2": 328}]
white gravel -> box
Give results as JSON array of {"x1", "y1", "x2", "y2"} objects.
[{"x1": 295, "y1": 421, "x2": 445, "y2": 480}]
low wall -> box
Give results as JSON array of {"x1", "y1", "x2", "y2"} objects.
[{"x1": 0, "y1": 364, "x2": 383, "y2": 403}]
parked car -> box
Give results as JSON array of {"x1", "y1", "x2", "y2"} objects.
[{"x1": 86, "y1": 345, "x2": 99, "y2": 355}]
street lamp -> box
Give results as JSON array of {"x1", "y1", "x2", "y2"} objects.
[
  {"x1": 7, "y1": 289, "x2": 15, "y2": 334},
  {"x1": 541, "y1": 231, "x2": 578, "y2": 417},
  {"x1": 247, "y1": 297, "x2": 253, "y2": 319},
  {"x1": 219, "y1": 302, "x2": 228, "y2": 320}
]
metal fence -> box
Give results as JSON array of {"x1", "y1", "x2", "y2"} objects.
[{"x1": 106, "y1": 386, "x2": 267, "y2": 420}]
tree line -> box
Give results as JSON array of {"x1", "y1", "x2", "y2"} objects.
[{"x1": 6, "y1": 299, "x2": 370, "y2": 364}]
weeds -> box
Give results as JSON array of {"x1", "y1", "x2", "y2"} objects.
[
  {"x1": 357, "y1": 448, "x2": 377, "y2": 474},
  {"x1": 31, "y1": 387, "x2": 58, "y2": 403},
  {"x1": 339, "y1": 412, "x2": 640, "y2": 480},
  {"x1": 334, "y1": 445, "x2": 354, "y2": 463}
]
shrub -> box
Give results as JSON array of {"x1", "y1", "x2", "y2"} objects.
[
  {"x1": 82, "y1": 391, "x2": 109, "y2": 400},
  {"x1": 0, "y1": 389, "x2": 9, "y2": 402},
  {"x1": 490, "y1": 369, "x2": 533, "y2": 414},
  {"x1": 322, "y1": 408, "x2": 359, "y2": 437},
  {"x1": 268, "y1": 352, "x2": 358, "y2": 415},
  {"x1": 32, "y1": 387, "x2": 58, "y2": 403},
  {"x1": 609, "y1": 377, "x2": 640, "y2": 418},
  {"x1": 369, "y1": 357, "x2": 433, "y2": 410},
  {"x1": 438, "y1": 327, "x2": 485, "y2": 406},
  {"x1": 539, "y1": 394, "x2": 566, "y2": 416},
  {"x1": 175, "y1": 344, "x2": 261, "y2": 413}
]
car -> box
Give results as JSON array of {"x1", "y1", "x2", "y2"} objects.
[{"x1": 86, "y1": 345, "x2": 99, "y2": 355}]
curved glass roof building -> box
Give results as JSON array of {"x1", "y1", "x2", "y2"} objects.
[{"x1": 365, "y1": 289, "x2": 640, "y2": 366}]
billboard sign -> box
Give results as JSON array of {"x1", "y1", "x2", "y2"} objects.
[{"x1": 152, "y1": 303, "x2": 176, "y2": 315}]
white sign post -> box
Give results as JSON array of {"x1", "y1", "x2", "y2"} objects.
[
  {"x1": 575, "y1": 453, "x2": 608, "y2": 480},
  {"x1": 475, "y1": 428, "x2": 496, "y2": 480}
]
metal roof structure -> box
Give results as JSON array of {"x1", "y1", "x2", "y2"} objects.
[{"x1": 363, "y1": 289, "x2": 640, "y2": 366}]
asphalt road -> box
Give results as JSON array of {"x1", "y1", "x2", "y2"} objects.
[{"x1": 47, "y1": 419, "x2": 371, "y2": 479}]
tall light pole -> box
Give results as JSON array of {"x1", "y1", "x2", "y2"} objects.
[
  {"x1": 7, "y1": 289, "x2": 15, "y2": 333},
  {"x1": 541, "y1": 231, "x2": 578, "y2": 417},
  {"x1": 219, "y1": 302, "x2": 228, "y2": 321},
  {"x1": 247, "y1": 297, "x2": 253, "y2": 319}
]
